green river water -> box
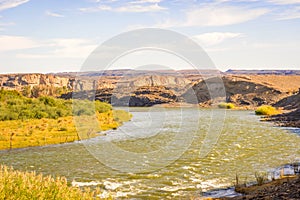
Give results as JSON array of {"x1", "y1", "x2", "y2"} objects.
[{"x1": 1, "y1": 108, "x2": 300, "y2": 199}]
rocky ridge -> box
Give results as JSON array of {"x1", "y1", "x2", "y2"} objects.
[{"x1": 0, "y1": 71, "x2": 299, "y2": 110}]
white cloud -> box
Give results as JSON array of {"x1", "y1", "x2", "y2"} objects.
[
  {"x1": 48, "y1": 38, "x2": 97, "y2": 58},
  {"x1": 276, "y1": 6, "x2": 300, "y2": 20},
  {"x1": 0, "y1": 35, "x2": 40, "y2": 51},
  {"x1": 0, "y1": 35, "x2": 97, "y2": 59},
  {"x1": 267, "y1": 0, "x2": 300, "y2": 4},
  {"x1": 158, "y1": 5, "x2": 269, "y2": 27},
  {"x1": 80, "y1": 2, "x2": 166, "y2": 13},
  {"x1": 115, "y1": 3, "x2": 166, "y2": 12},
  {"x1": 192, "y1": 32, "x2": 243, "y2": 46},
  {"x1": 215, "y1": 0, "x2": 300, "y2": 4},
  {"x1": 0, "y1": 0, "x2": 29, "y2": 11},
  {"x1": 45, "y1": 10, "x2": 64, "y2": 18},
  {"x1": 16, "y1": 38, "x2": 97, "y2": 59},
  {"x1": 79, "y1": 5, "x2": 112, "y2": 12},
  {"x1": 185, "y1": 6, "x2": 268, "y2": 26},
  {"x1": 129, "y1": 0, "x2": 162, "y2": 3}
]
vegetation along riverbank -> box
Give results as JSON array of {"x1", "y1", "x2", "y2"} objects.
[{"x1": 0, "y1": 90, "x2": 132, "y2": 150}]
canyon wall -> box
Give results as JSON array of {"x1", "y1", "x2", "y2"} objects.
[{"x1": 1, "y1": 71, "x2": 299, "y2": 108}]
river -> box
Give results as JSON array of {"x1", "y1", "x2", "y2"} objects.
[{"x1": 1, "y1": 108, "x2": 300, "y2": 199}]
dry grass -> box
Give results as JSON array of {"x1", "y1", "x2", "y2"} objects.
[
  {"x1": 0, "y1": 165, "x2": 110, "y2": 200},
  {"x1": 238, "y1": 75, "x2": 300, "y2": 93}
]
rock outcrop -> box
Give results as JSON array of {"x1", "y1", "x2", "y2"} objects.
[
  {"x1": 0, "y1": 74, "x2": 71, "y2": 89},
  {"x1": 273, "y1": 92, "x2": 300, "y2": 110},
  {"x1": 182, "y1": 76, "x2": 287, "y2": 108},
  {"x1": 111, "y1": 86, "x2": 177, "y2": 106},
  {"x1": 268, "y1": 91, "x2": 300, "y2": 128}
]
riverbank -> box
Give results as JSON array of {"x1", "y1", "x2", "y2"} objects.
[
  {"x1": 202, "y1": 162, "x2": 300, "y2": 200},
  {"x1": 267, "y1": 108, "x2": 300, "y2": 128},
  {"x1": 216, "y1": 175, "x2": 300, "y2": 199},
  {"x1": 0, "y1": 90, "x2": 132, "y2": 150},
  {"x1": 0, "y1": 110, "x2": 132, "y2": 150}
]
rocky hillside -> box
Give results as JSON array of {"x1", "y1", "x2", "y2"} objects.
[
  {"x1": 182, "y1": 75, "x2": 288, "y2": 108},
  {"x1": 1, "y1": 71, "x2": 299, "y2": 109},
  {"x1": 274, "y1": 91, "x2": 300, "y2": 110},
  {"x1": 268, "y1": 91, "x2": 300, "y2": 128}
]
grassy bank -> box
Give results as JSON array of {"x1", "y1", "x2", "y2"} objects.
[
  {"x1": 0, "y1": 165, "x2": 107, "y2": 200},
  {"x1": 0, "y1": 90, "x2": 132, "y2": 150}
]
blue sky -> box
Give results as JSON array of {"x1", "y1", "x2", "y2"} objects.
[{"x1": 0, "y1": 0, "x2": 300, "y2": 73}]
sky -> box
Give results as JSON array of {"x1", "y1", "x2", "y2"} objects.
[{"x1": 0, "y1": 0, "x2": 300, "y2": 73}]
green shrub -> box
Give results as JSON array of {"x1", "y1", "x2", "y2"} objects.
[
  {"x1": 218, "y1": 102, "x2": 235, "y2": 109},
  {"x1": 255, "y1": 105, "x2": 281, "y2": 116},
  {"x1": 95, "y1": 100, "x2": 112, "y2": 113},
  {"x1": 39, "y1": 96, "x2": 57, "y2": 106}
]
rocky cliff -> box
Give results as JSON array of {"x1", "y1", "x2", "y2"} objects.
[
  {"x1": 0, "y1": 74, "x2": 72, "y2": 97},
  {"x1": 0, "y1": 74, "x2": 71, "y2": 89},
  {"x1": 1, "y1": 71, "x2": 299, "y2": 109},
  {"x1": 182, "y1": 75, "x2": 288, "y2": 108}
]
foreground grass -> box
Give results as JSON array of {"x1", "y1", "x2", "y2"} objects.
[
  {"x1": 0, "y1": 165, "x2": 106, "y2": 200},
  {"x1": 0, "y1": 110, "x2": 131, "y2": 150}
]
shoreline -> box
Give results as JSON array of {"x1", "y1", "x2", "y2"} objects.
[{"x1": 202, "y1": 162, "x2": 300, "y2": 199}]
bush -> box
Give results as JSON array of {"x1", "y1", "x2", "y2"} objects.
[
  {"x1": 95, "y1": 100, "x2": 112, "y2": 113},
  {"x1": 255, "y1": 105, "x2": 282, "y2": 116},
  {"x1": 218, "y1": 102, "x2": 235, "y2": 109}
]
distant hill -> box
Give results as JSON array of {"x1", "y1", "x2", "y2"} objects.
[{"x1": 225, "y1": 69, "x2": 300, "y2": 75}]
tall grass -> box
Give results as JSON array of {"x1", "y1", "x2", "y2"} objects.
[
  {"x1": 0, "y1": 165, "x2": 106, "y2": 200},
  {"x1": 255, "y1": 171, "x2": 268, "y2": 185}
]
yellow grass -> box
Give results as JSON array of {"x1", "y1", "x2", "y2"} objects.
[
  {"x1": 0, "y1": 165, "x2": 110, "y2": 200},
  {"x1": 0, "y1": 110, "x2": 131, "y2": 150}
]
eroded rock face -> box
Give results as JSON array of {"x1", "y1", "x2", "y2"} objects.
[
  {"x1": 0, "y1": 74, "x2": 71, "y2": 90},
  {"x1": 111, "y1": 86, "x2": 178, "y2": 107},
  {"x1": 274, "y1": 92, "x2": 300, "y2": 110},
  {"x1": 182, "y1": 76, "x2": 287, "y2": 108},
  {"x1": 62, "y1": 74, "x2": 190, "y2": 106},
  {"x1": 268, "y1": 92, "x2": 300, "y2": 128}
]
